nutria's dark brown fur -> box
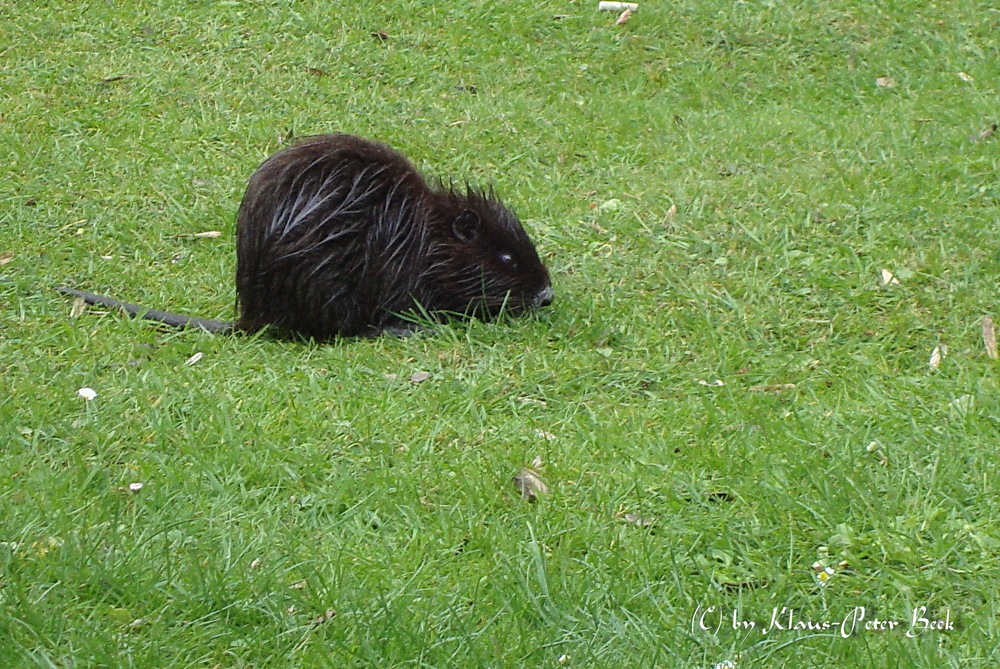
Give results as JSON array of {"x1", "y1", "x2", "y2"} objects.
[
  {"x1": 59, "y1": 133, "x2": 553, "y2": 339},
  {"x1": 235, "y1": 134, "x2": 552, "y2": 338}
]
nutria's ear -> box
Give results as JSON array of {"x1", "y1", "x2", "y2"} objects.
[{"x1": 452, "y1": 209, "x2": 480, "y2": 242}]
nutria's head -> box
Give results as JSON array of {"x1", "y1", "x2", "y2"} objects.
[{"x1": 426, "y1": 187, "x2": 553, "y2": 318}]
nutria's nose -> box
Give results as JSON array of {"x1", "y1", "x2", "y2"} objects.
[{"x1": 535, "y1": 284, "x2": 554, "y2": 308}]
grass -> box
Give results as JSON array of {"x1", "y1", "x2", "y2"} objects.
[{"x1": 2, "y1": 0, "x2": 999, "y2": 666}]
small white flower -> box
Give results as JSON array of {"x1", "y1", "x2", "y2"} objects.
[
  {"x1": 817, "y1": 566, "x2": 836, "y2": 586},
  {"x1": 128, "y1": 482, "x2": 144, "y2": 492},
  {"x1": 77, "y1": 387, "x2": 97, "y2": 401}
]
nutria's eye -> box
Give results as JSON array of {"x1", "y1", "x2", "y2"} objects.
[{"x1": 498, "y1": 252, "x2": 516, "y2": 268}]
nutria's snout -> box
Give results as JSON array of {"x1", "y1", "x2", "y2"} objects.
[{"x1": 534, "y1": 284, "x2": 554, "y2": 308}]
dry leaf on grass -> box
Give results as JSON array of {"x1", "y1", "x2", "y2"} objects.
[
  {"x1": 866, "y1": 441, "x2": 888, "y2": 465},
  {"x1": 185, "y1": 352, "x2": 203, "y2": 366},
  {"x1": 70, "y1": 297, "x2": 87, "y2": 318},
  {"x1": 875, "y1": 76, "x2": 894, "y2": 88},
  {"x1": 615, "y1": 8, "x2": 632, "y2": 24},
  {"x1": 409, "y1": 371, "x2": 431, "y2": 384},
  {"x1": 311, "y1": 609, "x2": 336, "y2": 625},
  {"x1": 513, "y1": 467, "x2": 548, "y2": 502},
  {"x1": 983, "y1": 316, "x2": 997, "y2": 359},
  {"x1": 950, "y1": 394, "x2": 974, "y2": 413},
  {"x1": 880, "y1": 269, "x2": 900, "y2": 285},
  {"x1": 616, "y1": 511, "x2": 654, "y2": 527},
  {"x1": 974, "y1": 122, "x2": 997, "y2": 142},
  {"x1": 747, "y1": 383, "x2": 796, "y2": 393},
  {"x1": 957, "y1": 71, "x2": 974, "y2": 82},
  {"x1": 175, "y1": 231, "x2": 221, "y2": 239},
  {"x1": 0, "y1": 252, "x2": 13, "y2": 266},
  {"x1": 598, "y1": 1, "x2": 638, "y2": 10},
  {"x1": 929, "y1": 344, "x2": 947, "y2": 370}
]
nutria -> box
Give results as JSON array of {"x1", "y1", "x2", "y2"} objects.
[{"x1": 58, "y1": 133, "x2": 553, "y2": 339}]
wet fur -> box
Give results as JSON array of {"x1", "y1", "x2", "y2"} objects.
[{"x1": 235, "y1": 134, "x2": 552, "y2": 339}]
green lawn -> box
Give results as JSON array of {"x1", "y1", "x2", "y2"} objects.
[{"x1": 2, "y1": 1, "x2": 998, "y2": 666}]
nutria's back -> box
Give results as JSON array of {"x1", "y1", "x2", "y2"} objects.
[{"x1": 235, "y1": 134, "x2": 552, "y2": 339}]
